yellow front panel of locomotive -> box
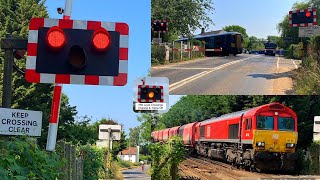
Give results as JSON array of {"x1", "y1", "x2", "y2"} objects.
[{"x1": 253, "y1": 130, "x2": 298, "y2": 153}]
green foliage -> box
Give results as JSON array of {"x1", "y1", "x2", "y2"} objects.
[
  {"x1": 0, "y1": 137, "x2": 66, "y2": 180},
  {"x1": 267, "y1": 36, "x2": 284, "y2": 48},
  {"x1": 293, "y1": 35, "x2": 320, "y2": 94},
  {"x1": 294, "y1": 149, "x2": 311, "y2": 174},
  {"x1": 151, "y1": 136, "x2": 186, "y2": 180},
  {"x1": 151, "y1": 0, "x2": 214, "y2": 38},
  {"x1": 151, "y1": 45, "x2": 166, "y2": 64},
  {"x1": 309, "y1": 141, "x2": 320, "y2": 174},
  {"x1": 287, "y1": 44, "x2": 303, "y2": 59},
  {"x1": 223, "y1": 25, "x2": 248, "y2": 38},
  {"x1": 138, "y1": 113, "x2": 165, "y2": 143},
  {"x1": 247, "y1": 36, "x2": 265, "y2": 50},
  {"x1": 79, "y1": 145, "x2": 108, "y2": 180},
  {"x1": 139, "y1": 154, "x2": 152, "y2": 162},
  {"x1": 127, "y1": 126, "x2": 141, "y2": 147}
]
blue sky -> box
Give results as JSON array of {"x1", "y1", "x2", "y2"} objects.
[
  {"x1": 43, "y1": 0, "x2": 179, "y2": 134},
  {"x1": 199, "y1": 0, "x2": 306, "y2": 38}
]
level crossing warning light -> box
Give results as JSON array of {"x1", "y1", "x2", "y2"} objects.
[
  {"x1": 289, "y1": 8, "x2": 317, "y2": 27},
  {"x1": 152, "y1": 20, "x2": 169, "y2": 33},
  {"x1": 26, "y1": 18, "x2": 129, "y2": 86},
  {"x1": 138, "y1": 85, "x2": 164, "y2": 103}
]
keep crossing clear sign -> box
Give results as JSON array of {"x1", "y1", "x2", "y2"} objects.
[{"x1": 0, "y1": 108, "x2": 42, "y2": 136}]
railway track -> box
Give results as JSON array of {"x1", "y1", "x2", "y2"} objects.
[{"x1": 179, "y1": 156, "x2": 279, "y2": 180}]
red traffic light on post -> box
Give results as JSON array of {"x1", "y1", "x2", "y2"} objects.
[
  {"x1": 26, "y1": 18, "x2": 129, "y2": 86},
  {"x1": 289, "y1": 8, "x2": 317, "y2": 27},
  {"x1": 152, "y1": 20, "x2": 169, "y2": 33},
  {"x1": 138, "y1": 85, "x2": 164, "y2": 103}
]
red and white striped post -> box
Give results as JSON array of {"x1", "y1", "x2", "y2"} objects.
[{"x1": 46, "y1": 0, "x2": 72, "y2": 151}]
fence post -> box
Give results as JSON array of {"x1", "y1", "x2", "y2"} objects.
[
  {"x1": 76, "y1": 158, "x2": 84, "y2": 180},
  {"x1": 188, "y1": 42, "x2": 191, "y2": 59},
  {"x1": 180, "y1": 41, "x2": 183, "y2": 60},
  {"x1": 57, "y1": 141, "x2": 66, "y2": 179},
  {"x1": 65, "y1": 143, "x2": 71, "y2": 180},
  {"x1": 71, "y1": 145, "x2": 76, "y2": 180},
  {"x1": 172, "y1": 41, "x2": 175, "y2": 62}
]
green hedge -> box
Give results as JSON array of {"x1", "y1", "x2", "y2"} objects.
[
  {"x1": 79, "y1": 145, "x2": 108, "y2": 180},
  {"x1": 0, "y1": 137, "x2": 66, "y2": 180},
  {"x1": 151, "y1": 45, "x2": 166, "y2": 65}
]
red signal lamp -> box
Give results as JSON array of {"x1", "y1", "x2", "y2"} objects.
[
  {"x1": 92, "y1": 27, "x2": 111, "y2": 51},
  {"x1": 306, "y1": 11, "x2": 311, "y2": 18},
  {"x1": 47, "y1": 26, "x2": 66, "y2": 49}
]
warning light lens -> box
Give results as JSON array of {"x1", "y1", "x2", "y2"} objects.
[
  {"x1": 92, "y1": 28, "x2": 111, "y2": 51},
  {"x1": 306, "y1": 11, "x2": 311, "y2": 17},
  {"x1": 148, "y1": 92, "x2": 155, "y2": 99},
  {"x1": 47, "y1": 26, "x2": 66, "y2": 49}
]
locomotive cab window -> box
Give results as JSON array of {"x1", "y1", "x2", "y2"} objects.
[
  {"x1": 256, "y1": 116, "x2": 274, "y2": 130},
  {"x1": 245, "y1": 118, "x2": 252, "y2": 130},
  {"x1": 278, "y1": 117, "x2": 295, "y2": 131}
]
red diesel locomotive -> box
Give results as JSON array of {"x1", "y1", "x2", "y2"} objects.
[{"x1": 151, "y1": 103, "x2": 298, "y2": 172}]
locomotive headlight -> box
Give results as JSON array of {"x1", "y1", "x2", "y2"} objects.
[
  {"x1": 256, "y1": 142, "x2": 265, "y2": 147},
  {"x1": 286, "y1": 143, "x2": 295, "y2": 148}
]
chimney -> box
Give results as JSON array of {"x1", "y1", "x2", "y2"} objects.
[{"x1": 201, "y1": 28, "x2": 205, "y2": 34}]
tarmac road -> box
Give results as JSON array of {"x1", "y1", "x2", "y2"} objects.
[{"x1": 151, "y1": 54, "x2": 301, "y2": 95}]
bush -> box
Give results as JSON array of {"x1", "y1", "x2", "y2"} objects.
[
  {"x1": 287, "y1": 44, "x2": 303, "y2": 59},
  {"x1": 140, "y1": 154, "x2": 151, "y2": 162},
  {"x1": 294, "y1": 149, "x2": 310, "y2": 174},
  {"x1": 79, "y1": 145, "x2": 108, "y2": 180},
  {"x1": 151, "y1": 45, "x2": 166, "y2": 65},
  {"x1": 151, "y1": 136, "x2": 186, "y2": 180},
  {"x1": 0, "y1": 137, "x2": 66, "y2": 180},
  {"x1": 309, "y1": 141, "x2": 320, "y2": 174}
]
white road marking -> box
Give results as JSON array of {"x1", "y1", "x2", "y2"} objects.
[
  {"x1": 169, "y1": 57, "x2": 252, "y2": 92},
  {"x1": 291, "y1": 59, "x2": 298, "y2": 69},
  {"x1": 277, "y1": 57, "x2": 280, "y2": 69},
  {"x1": 152, "y1": 57, "x2": 213, "y2": 69}
]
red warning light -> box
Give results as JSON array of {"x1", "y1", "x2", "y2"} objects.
[
  {"x1": 92, "y1": 28, "x2": 111, "y2": 51},
  {"x1": 306, "y1": 11, "x2": 311, "y2": 17},
  {"x1": 47, "y1": 26, "x2": 66, "y2": 49}
]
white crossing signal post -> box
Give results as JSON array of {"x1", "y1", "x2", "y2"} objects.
[{"x1": 46, "y1": 0, "x2": 72, "y2": 152}]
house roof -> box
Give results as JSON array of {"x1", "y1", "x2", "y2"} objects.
[{"x1": 120, "y1": 147, "x2": 138, "y2": 155}]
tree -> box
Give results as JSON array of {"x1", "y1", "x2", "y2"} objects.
[
  {"x1": 0, "y1": 0, "x2": 78, "y2": 148},
  {"x1": 127, "y1": 126, "x2": 140, "y2": 147},
  {"x1": 247, "y1": 36, "x2": 265, "y2": 50},
  {"x1": 137, "y1": 113, "x2": 163, "y2": 143},
  {"x1": 267, "y1": 36, "x2": 284, "y2": 48},
  {"x1": 151, "y1": 0, "x2": 214, "y2": 37},
  {"x1": 223, "y1": 25, "x2": 248, "y2": 39}
]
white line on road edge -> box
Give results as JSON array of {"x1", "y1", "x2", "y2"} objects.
[
  {"x1": 277, "y1": 57, "x2": 280, "y2": 69},
  {"x1": 169, "y1": 57, "x2": 251, "y2": 92},
  {"x1": 291, "y1": 59, "x2": 298, "y2": 69}
]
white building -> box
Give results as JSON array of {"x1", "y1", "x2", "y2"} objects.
[{"x1": 118, "y1": 146, "x2": 140, "y2": 163}]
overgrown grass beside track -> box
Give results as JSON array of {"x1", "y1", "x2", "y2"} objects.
[{"x1": 292, "y1": 36, "x2": 320, "y2": 94}]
